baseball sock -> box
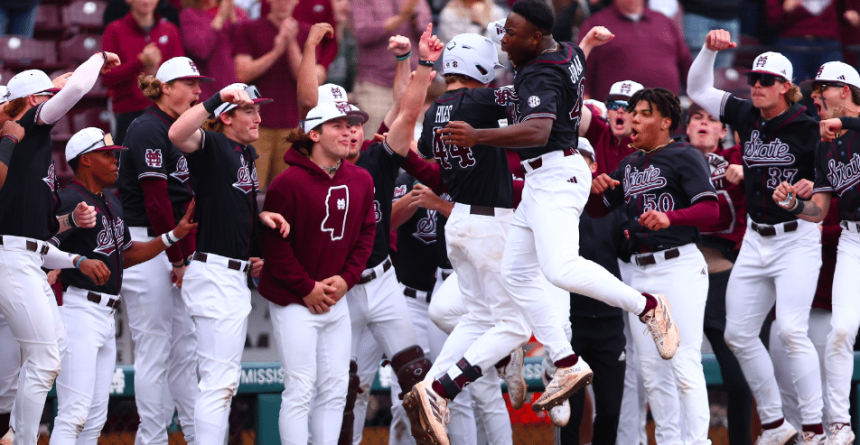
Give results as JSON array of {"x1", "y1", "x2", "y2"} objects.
[
  {"x1": 554, "y1": 354, "x2": 578, "y2": 368},
  {"x1": 433, "y1": 358, "x2": 482, "y2": 400},
  {"x1": 802, "y1": 423, "x2": 824, "y2": 435},
  {"x1": 494, "y1": 355, "x2": 511, "y2": 370},
  {"x1": 638, "y1": 292, "x2": 658, "y2": 318},
  {"x1": 761, "y1": 418, "x2": 784, "y2": 430}
]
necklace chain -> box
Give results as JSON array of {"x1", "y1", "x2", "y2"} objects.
[
  {"x1": 630, "y1": 138, "x2": 674, "y2": 153},
  {"x1": 319, "y1": 160, "x2": 342, "y2": 175}
]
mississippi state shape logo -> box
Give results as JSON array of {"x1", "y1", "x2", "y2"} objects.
[{"x1": 322, "y1": 185, "x2": 350, "y2": 240}]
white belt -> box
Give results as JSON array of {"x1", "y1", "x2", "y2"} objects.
[
  {"x1": 0, "y1": 235, "x2": 49, "y2": 254},
  {"x1": 842, "y1": 220, "x2": 860, "y2": 233}
]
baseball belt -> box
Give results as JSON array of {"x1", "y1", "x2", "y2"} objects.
[
  {"x1": 0, "y1": 236, "x2": 50, "y2": 255},
  {"x1": 524, "y1": 147, "x2": 579, "y2": 171},
  {"x1": 192, "y1": 252, "x2": 251, "y2": 274},
  {"x1": 358, "y1": 258, "x2": 392, "y2": 284},
  {"x1": 750, "y1": 220, "x2": 798, "y2": 237},
  {"x1": 403, "y1": 286, "x2": 432, "y2": 303},
  {"x1": 87, "y1": 291, "x2": 121, "y2": 309},
  {"x1": 634, "y1": 247, "x2": 681, "y2": 267}
]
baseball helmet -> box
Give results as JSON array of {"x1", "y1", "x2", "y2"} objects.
[{"x1": 442, "y1": 33, "x2": 504, "y2": 85}]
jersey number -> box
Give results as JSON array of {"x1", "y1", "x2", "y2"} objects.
[
  {"x1": 642, "y1": 193, "x2": 676, "y2": 213},
  {"x1": 569, "y1": 78, "x2": 585, "y2": 124},
  {"x1": 433, "y1": 126, "x2": 476, "y2": 169},
  {"x1": 322, "y1": 185, "x2": 349, "y2": 241},
  {"x1": 766, "y1": 167, "x2": 798, "y2": 190}
]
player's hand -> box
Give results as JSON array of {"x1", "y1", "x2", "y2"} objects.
[
  {"x1": 321, "y1": 275, "x2": 348, "y2": 301},
  {"x1": 220, "y1": 86, "x2": 253, "y2": 107},
  {"x1": 304, "y1": 281, "x2": 338, "y2": 314},
  {"x1": 579, "y1": 26, "x2": 614, "y2": 50},
  {"x1": 100, "y1": 51, "x2": 121, "y2": 73},
  {"x1": 412, "y1": 183, "x2": 443, "y2": 211},
  {"x1": 772, "y1": 181, "x2": 797, "y2": 209},
  {"x1": 820, "y1": 118, "x2": 843, "y2": 141},
  {"x1": 591, "y1": 173, "x2": 620, "y2": 194},
  {"x1": 783, "y1": 0, "x2": 801, "y2": 13},
  {"x1": 46, "y1": 269, "x2": 61, "y2": 285},
  {"x1": 172, "y1": 264, "x2": 186, "y2": 288},
  {"x1": 845, "y1": 10, "x2": 860, "y2": 27},
  {"x1": 174, "y1": 200, "x2": 198, "y2": 239},
  {"x1": 794, "y1": 178, "x2": 813, "y2": 199},
  {"x1": 388, "y1": 35, "x2": 412, "y2": 57},
  {"x1": 73, "y1": 201, "x2": 97, "y2": 228},
  {"x1": 51, "y1": 72, "x2": 73, "y2": 90},
  {"x1": 249, "y1": 257, "x2": 264, "y2": 278},
  {"x1": 1, "y1": 119, "x2": 25, "y2": 140},
  {"x1": 418, "y1": 23, "x2": 444, "y2": 62},
  {"x1": 259, "y1": 211, "x2": 290, "y2": 237},
  {"x1": 638, "y1": 210, "x2": 671, "y2": 231},
  {"x1": 306, "y1": 22, "x2": 335, "y2": 49},
  {"x1": 79, "y1": 258, "x2": 110, "y2": 286},
  {"x1": 704, "y1": 29, "x2": 736, "y2": 52},
  {"x1": 725, "y1": 164, "x2": 743, "y2": 184},
  {"x1": 439, "y1": 121, "x2": 478, "y2": 148}
]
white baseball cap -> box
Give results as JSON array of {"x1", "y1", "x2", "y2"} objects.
[
  {"x1": 213, "y1": 83, "x2": 273, "y2": 117},
  {"x1": 318, "y1": 83, "x2": 349, "y2": 103},
  {"x1": 747, "y1": 51, "x2": 793, "y2": 82},
  {"x1": 156, "y1": 57, "x2": 214, "y2": 83},
  {"x1": 487, "y1": 19, "x2": 506, "y2": 44},
  {"x1": 605, "y1": 80, "x2": 643, "y2": 102},
  {"x1": 802, "y1": 61, "x2": 860, "y2": 90},
  {"x1": 5, "y1": 69, "x2": 59, "y2": 101},
  {"x1": 65, "y1": 127, "x2": 127, "y2": 162},
  {"x1": 301, "y1": 102, "x2": 369, "y2": 133},
  {"x1": 443, "y1": 33, "x2": 504, "y2": 85},
  {"x1": 0, "y1": 86, "x2": 7, "y2": 105},
  {"x1": 577, "y1": 137, "x2": 595, "y2": 160}
]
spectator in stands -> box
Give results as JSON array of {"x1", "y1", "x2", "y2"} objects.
[
  {"x1": 104, "y1": 0, "x2": 180, "y2": 27},
  {"x1": 0, "y1": 1, "x2": 40, "y2": 37},
  {"x1": 103, "y1": 0, "x2": 184, "y2": 145},
  {"x1": 681, "y1": 0, "x2": 742, "y2": 68},
  {"x1": 352, "y1": 0, "x2": 431, "y2": 135},
  {"x1": 326, "y1": 0, "x2": 358, "y2": 92},
  {"x1": 766, "y1": 0, "x2": 860, "y2": 81},
  {"x1": 576, "y1": 0, "x2": 691, "y2": 101},
  {"x1": 234, "y1": 0, "x2": 333, "y2": 190},
  {"x1": 437, "y1": 0, "x2": 507, "y2": 43},
  {"x1": 180, "y1": 0, "x2": 249, "y2": 99}
]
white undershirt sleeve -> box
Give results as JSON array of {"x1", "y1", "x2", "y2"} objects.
[
  {"x1": 39, "y1": 54, "x2": 103, "y2": 125},
  {"x1": 686, "y1": 48, "x2": 731, "y2": 119}
]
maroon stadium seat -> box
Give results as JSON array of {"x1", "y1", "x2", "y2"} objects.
[
  {"x1": 59, "y1": 34, "x2": 102, "y2": 65},
  {"x1": 62, "y1": 0, "x2": 107, "y2": 29},
  {"x1": 35, "y1": 4, "x2": 62, "y2": 31},
  {"x1": 0, "y1": 36, "x2": 58, "y2": 68},
  {"x1": 70, "y1": 107, "x2": 112, "y2": 134}
]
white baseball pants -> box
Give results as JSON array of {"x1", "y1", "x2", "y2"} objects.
[
  {"x1": 0, "y1": 311, "x2": 20, "y2": 415},
  {"x1": 0, "y1": 237, "x2": 63, "y2": 445},
  {"x1": 628, "y1": 244, "x2": 711, "y2": 445},
  {"x1": 503, "y1": 153, "x2": 647, "y2": 363},
  {"x1": 615, "y1": 259, "x2": 649, "y2": 445},
  {"x1": 181, "y1": 257, "x2": 251, "y2": 445},
  {"x1": 825, "y1": 227, "x2": 860, "y2": 425},
  {"x1": 428, "y1": 269, "x2": 464, "y2": 336},
  {"x1": 724, "y1": 219, "x2": 823, "y2": 425},
  {"x1": 270, "y1": 299, "x2": 350, "y2": 445},
  {"x1": 50, "y1": 287, "x2": 117, "y2": 445},
  {"x1": 123, "y1": 227, "x2": 197, "y2": 445}
]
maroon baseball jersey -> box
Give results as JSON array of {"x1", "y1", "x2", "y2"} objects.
[{"x1": 258, "y1": 148, "x2": 376, "y2": 307}]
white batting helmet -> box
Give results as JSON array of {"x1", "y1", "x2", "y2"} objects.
[{"x1": 442, "y1": 33, "x2": 504, "y2": 85}]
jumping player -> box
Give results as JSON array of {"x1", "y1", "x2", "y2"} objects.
[
  {"x1": 772, "y1": 61, "x2": 860, "y2": 445},
  {"x1": 48, "y1": 128, "x2": 197, "y2": 445},
  {"x1": 117, "y1": 56, "x2": 209, "y2": 445},
  {"x1": 168, "y1": 84, "x2": 288, "y2": 443},
  {"x1": 588, "y1": 88, "x2": 717, "y2": 445},
  {"x1": 688, "y1": 29, "x2": 824, "y2": 444},
  {"x1": 418, "y1": 2, "x2": 678, "y2": 440},
  {"x1": 0, "y1": 53, "x2": 119, "y2": 445}
]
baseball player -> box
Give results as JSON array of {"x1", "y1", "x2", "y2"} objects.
[
  {"x1": 771, "y1": 61, "x2": 860, "y2": 445},
  {"x1": 0, "y1": 54, "x2": 119, "y2": 445},
  {"x1": 413, "y1": 3, "x2": 678, "y2": 442},
  {"x1": 688, "y1": 30, "x2": 824, "y2": 444},
  {"x1": 48, "y1": 128, "x2": 197, "y2": 445},
  {"x1": 117, "y1": 56, "x2": 209, "y2": 445},
  {"x1": 0, "y1": 85, "x2": 19, "y2": 440},
  {"x1": 168, "y1": 84, "x2": 288, "y2": 444},
  {"x1": 258, "y1": 101, "x2": 373, "y2": 445},
  {"x1": 588, "y1": 88, "x2": 717, "y2": 445}
]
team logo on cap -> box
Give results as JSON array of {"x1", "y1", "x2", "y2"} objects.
[
  {"x1": 331, "y1": 87, "x2": 344, "y2": 100},
  {"x1": 755, "y1": 56, "x2": 768, "y2": 68},
  {"x1": 170, "y1": 157, "x2": 190, "y2": 183},
  {"x1": 620, "y1": 83, "x2": 632, "y2": 94},
  {"x1": 188, "y1": 59, "x2": 200, "y2": 74},
  {"x1": 335, "y1": 102, "x2": 352, "y2": 114},
  {"x1": 817, "y1": 66, "x2": 825, "y2": 78}
]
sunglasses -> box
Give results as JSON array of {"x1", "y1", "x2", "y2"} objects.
[
  {"x1": 607, "y1": 100, "x2": 629, "y2": 111},
  {"x1": 245, "y1": 85, "x2": 262, "y2": 100},
  {"x1": 80, "y1": 133, "x2": 115, "y2": 156},
  {"x1": 746, "y1": 73, "x2": 785, "y2": 87},
  {"x1": 812, "y1": 82, "x2": 845, "y2": 94}
]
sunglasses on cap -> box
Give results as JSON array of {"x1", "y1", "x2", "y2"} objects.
[
  {"x1": 812, "y1": 82, "x2": 845, "y2": 94},
  {"x1": 607, "y1": 100, "x2": 629, "y2": 111},
  {"x1": 245, "y1": 85, "x2": 262, "y2": 100},
  {"x1": 746, "y1": 73, "x2": 785, "y2": 87},
  {"x1": 80, "y1": 133, "x2": 115, "y2": 155}
]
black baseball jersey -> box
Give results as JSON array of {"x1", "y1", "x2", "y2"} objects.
[
  {"x1": 720, "y1": 96, "x2": 818, "y2": 224},
  {"x1": 184, "y1": 130, "x2": 260, "y2": 260},
  {"x1": 603, "y1": 141, "x2": 717, "y2": 252},
  {"x1": 0, "y1": 104, "x2": 60, "y2": 240},
  {"x1": 417, "y1": 87, "x2": 513, "y2": 208},
  {"x1": 355, "y1": 140, "x2": 406, "y2": 269},
  {"x1": 813, "y1": 116, "x2": 860, "y2": 221},
  {"x1": 51, "y1": 182, "x2": 132, "y2": 295},
  {"x1": 118, "y1": 106, "x2": 194, "y2": 226},
  {"x1": 509, "y1": 42, "x2": 586, "y2": 161},
  {"x1": 393, "y1": 173, "x2": 439, "y2": 291}
]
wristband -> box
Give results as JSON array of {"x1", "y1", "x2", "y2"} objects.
[
  {"x1": 167, "y1": 230, "x2": 178, "y2": 244},
  {"x1": 790, "y1": 199, "x2": 805, "y2": 215},
  {"x1": 1, "y1": 134, "x2": 19, "y2": 145},
  {"x1": 395, "y1": 51, "x2": 412, "y2": 61},
  {"x1": 0, "y1": 137, "x2": 15, "y2": 167},
  {"x1": 203, "y1": 92, "x2": 225, "y2": 116},
  {"x1": 75, "y1": 256, "x2": 87, "y2": 269},
  {"x1": 162, "y1": 233, "x2": 176, "y2": 247},
  {"x1": 418, "y1": 59, "x2": 435, "y2": 67},
  {"x1": 172, "y1": 261, "x2": 185, "y2": 268}
]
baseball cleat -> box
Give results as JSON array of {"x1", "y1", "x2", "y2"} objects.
[
  {"x1": 498, "y1": 347, "x2": 527, "y2": 410},
  {"x1": 640, "y1": 294, "x2": 679, "y2": 360},
  {"x1": 800, "y1": 431, "x2": 826, "y2": 445},
  {"x1": 828, "y1": 422, "x2": 855, "y2": 445},
  {"x1": 532, "y1": 359, "x2": 592, "y2": 413},
  {"x1": 754, "y1": 421, "x2": 797, "y2": 445},
  {"x1": 541, "y1": 368, "x2": 570, "y2": 427},
  {"x1": 0, "y1": 428, "x2": 12, "y2": 445},
  {"x1": 403, "y1": 381, "x2": 450, "y2": 445}
]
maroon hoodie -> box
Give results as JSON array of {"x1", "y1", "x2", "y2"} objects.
[{"x1": 258, "y1": 148, "x2": 376, "y2": 307}]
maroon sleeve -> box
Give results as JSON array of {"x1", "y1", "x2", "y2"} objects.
[
  {"x1": 699, "y1": 191, "x2": 734, "y2": 233},
  {"x1": 260, "y1": 186, "x2": 316, "y2": 297},
  {"x1": 101, "y1": 25, "x2": 146, "y2": 89},
  {"x1": 401, "y1": 149, "x2": 445, "y2": 194},
  {"x1": 140, "y1": 178, "x2": 184, "y2": 263},
  {"x1": 665, "y1": 197, "x2": 719, "y2": 228},
  {"x1": 585, "y1": 192, "x2": 613, "y2": 218},
  {"x1": 232, "y1": 21, "x2": 253, "y2": 57},
  {"x1": 340, "y1": 176, "x2": 377, "y2": 289}
]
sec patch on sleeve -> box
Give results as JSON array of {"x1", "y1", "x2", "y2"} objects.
[
  {"x1": 528, "y1": 96, "x2": 541, "y2": 108},
  {"x1": 145, "y1": 149, "x2": 163, "y2": 168}
]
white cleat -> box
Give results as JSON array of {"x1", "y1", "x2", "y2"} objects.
[
  {"x1": 800, "y1": 431, "x2": 826, "y2": 445},
  {"x1": 640, "y1": 293, "x2": 679, "y2": 360},
  {"x1": 497, "y1": 347, "x2": 527, "y2": 410},
  {"x1": 403, "y1": 381, "x2": 450, "y2": 445},
  {"x1": 532, "y1": 359, "x2": 592, "y2": 413},
  {"x1": 754, "y1": 421, "x2": 798, "y2": 445},
  {"x1": 541, "y1": 368, "x2": 570, "y2": 427},
  {"x1": 828, "y1": 422, "x2": 855, "y2": 445}
]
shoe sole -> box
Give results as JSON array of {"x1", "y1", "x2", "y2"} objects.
[
  {"x1": 655, "y1": 295, "x2": 679, "y2": 360},
  {"x1": 403, "y1": 391, "x2": 437, "y2": 445},
  {"x1": 531, "y1": 370, "x2": 593, "y2": 412},
  {"x1": 507, "y1": 349, "x2": 527, "y2": 410},
  {"x1": 508, "y1": 374, "x2": 527, "y2": 410}
]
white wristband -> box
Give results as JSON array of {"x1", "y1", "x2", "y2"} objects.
[{"x1": 162, "y1": 233, "x2": 176, "y2": 248}]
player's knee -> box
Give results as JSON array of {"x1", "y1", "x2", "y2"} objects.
[
  {"x1": 428, "y1": 299, "x2": 453, "y2": 334},
  {"x1": 29, "y1": 344, "x2": 61, "y2": 387},
  {"x1": 723, "y1": 324, "x2": 753, "y2": 351},
  {"x1": 391, "y1": 345, "x2": 432, "y2": 399},
  {"x1": 540, "y1": 260, "x2": 572, "y2": 289},
  {"x1": 827, "y1": 327, "x2": 857, "y2": 352}
]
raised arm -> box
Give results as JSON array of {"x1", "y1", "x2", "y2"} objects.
[
  {"x1": 169, "y1": 87, "x2": 252, "y2": 153},
  {"x1": 687, "y1": 29, "x2": 735, "y2": 118},
  {"x1": 297, "y1": 23, "x2": 335, "y2": 118},
  {"x1": 578, "y1": 26, "x2": 614, "y2": 60},
  {"x1": 382, "y1": 35, "x2": 414, "y2": 130},
  {"x1": 39, "y1": 52, "x2": 120, "y2": 125}
]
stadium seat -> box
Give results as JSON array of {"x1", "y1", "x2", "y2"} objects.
[
  {"x1": 62, "y1": 0, "x2": 107, "y2": 30},
  {"x1": 0, "y1": 36, "x2": 59, "y2": 69},
  {"x1": 70, "y1": 107, "x2": 112, "y2": 134},
  {"x1": 35, "y1": 4, "x2": 62, "y2": 31},
  {"x1": 59, "y1": 34, "x2": 102, "y2": 65}
]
